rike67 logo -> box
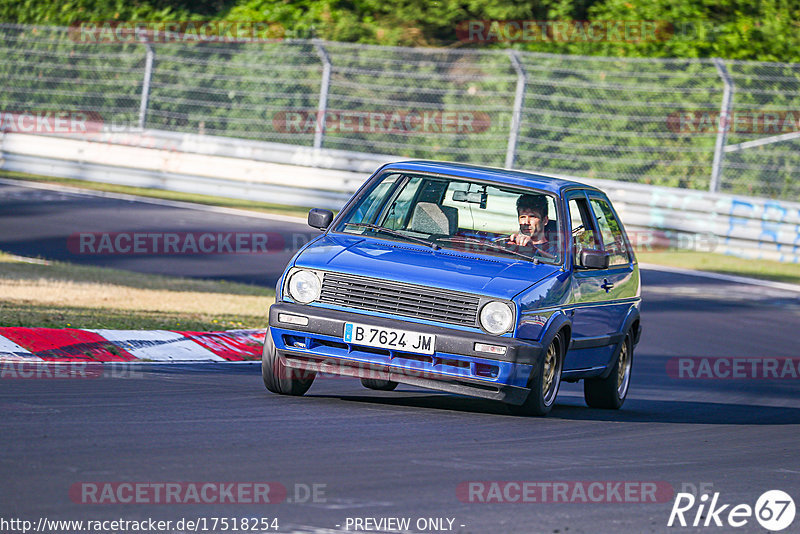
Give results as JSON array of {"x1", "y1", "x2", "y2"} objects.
[{"x1": 668, "y1": 490, "x2": 795, "y2": 531}]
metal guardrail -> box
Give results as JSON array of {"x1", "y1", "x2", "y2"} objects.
[
  {"x1": 1, "y1": 129, "x2": 798, "y2": 263},
  {"x1": 0, "y1": 131, "x2": 364, "y2": 207}
]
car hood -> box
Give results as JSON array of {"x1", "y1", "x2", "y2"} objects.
[{"x1": 293, "y1": 233, "x2": 559, "y2": 300}]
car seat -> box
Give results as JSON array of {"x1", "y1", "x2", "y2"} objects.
[{"x1": 408, "y1": 202, "x2": 458, "y2": 235}]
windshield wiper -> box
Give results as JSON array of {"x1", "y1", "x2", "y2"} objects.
[
  {"x1": 434, "y1": 236, "x2": 539, "y2": 263},
  {"x1": 344, "y1": 223, "x2": 440, "y2": 250}
]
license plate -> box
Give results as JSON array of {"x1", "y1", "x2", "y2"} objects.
[{"x1": 343, "y1": 323, "x2": 435, "y2": 355}]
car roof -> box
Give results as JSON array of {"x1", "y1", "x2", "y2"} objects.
[{"x1": 381, "y1": 160, "x2": 602, "y2": 195}]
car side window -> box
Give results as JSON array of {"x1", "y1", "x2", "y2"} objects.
[
  {"x1": 567, "y1": 197, "x2": 600, "y2": 265},
  {"x1": 351, "y1": 173, "x2": 403, "y2": 225},
  {"x1": 589, "y1": 197, "x2": 631, "y2": 266},
  {"x1": 380, "y1": 176, "x2": 425, "y2": 230}
]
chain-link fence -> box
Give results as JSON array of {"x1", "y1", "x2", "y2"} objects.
[{"x1": 1, "y1": 23, "x2": 798, "y2": 201}]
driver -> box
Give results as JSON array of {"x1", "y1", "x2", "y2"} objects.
[{"x1": 508, "y1": 194, "x2": 554, "y2": 255}]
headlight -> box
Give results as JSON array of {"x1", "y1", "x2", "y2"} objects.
[
  {"x1": 287, "y1": 270, "x2": 322, "y2": 304},
  {"x1": 479, "y1": 301, "x2": 514, "y2": 335}
]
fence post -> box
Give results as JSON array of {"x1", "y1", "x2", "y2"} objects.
[
  {"x1": 313, "y1": 41, "x2": 332, "y2": 150},
  {"x1": 138, "y1": 39, "x2": 155, "y2": 130},
  {"x1": 505, "y1": 50, "x2": 526, "y2": 169},
  {"x1": 710, "y1": 58, "x2": 733, "y2": 193}
]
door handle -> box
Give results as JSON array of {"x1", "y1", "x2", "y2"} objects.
[{"x1": 601, "y1": 278, "x2": 614, "y2": 292}]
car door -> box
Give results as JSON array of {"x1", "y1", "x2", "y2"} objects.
[
  {"x1": 585, "y1": 192, "x2": 638, "y2": 337},
  {"x1": 564, "y1": 190, "x2": 636, "y2": 371}
]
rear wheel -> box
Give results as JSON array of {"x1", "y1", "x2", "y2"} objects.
[
  {"x1": 509, "y1": 332, "x2": 564, "y2": 416},
  {"x1": 262, "y1": 328, "x2": 315, "y2": 396},
  {"x1": 584, "y1": 332, "x2": 632, "y2": 409},
  {"x1": 360, "y1": 378, "x2": 398, "y2": 391}
]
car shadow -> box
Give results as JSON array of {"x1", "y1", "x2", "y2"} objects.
[
  {"x1": 308, "y1": 389, "x2": 800, "y2": 425},
  {"x1": 309, "y1": 390, "x2": 512, "y2": 415},
  {"x1": 549, "y1": 398, "x2": 800, "y2": 425}
]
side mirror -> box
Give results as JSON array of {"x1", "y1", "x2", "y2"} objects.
[
  {"x1": 580, "y1": 249, "x2": 610, "y2": 269},
  {"x1": 308, "y1": 208, "x2": 334, "y2": 230}
]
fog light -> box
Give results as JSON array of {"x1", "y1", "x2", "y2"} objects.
[
  {"x1": 278, "y1": 313, "x2": 309, "y2": 326},
  {"x1": 475, "y1": 362, "x2": 500, "y2": 378},
  {"x1": 474, "y1": 342, "x2": 507, "y2": 355}
]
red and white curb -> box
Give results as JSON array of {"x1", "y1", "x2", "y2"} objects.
[{"x1": 0, "y1": 327, "x2": 265, "y2": 362}]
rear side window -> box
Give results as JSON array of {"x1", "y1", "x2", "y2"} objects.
[{"x1": 589, "y1": 198, "x2": 631, "y2": 266}]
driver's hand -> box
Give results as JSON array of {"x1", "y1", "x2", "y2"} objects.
[{"x1": 508, "y1": 233, "x2": 532, "y2": 246}]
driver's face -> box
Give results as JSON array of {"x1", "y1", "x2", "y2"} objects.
[{"x1": 518, "y1": 209, "x2": 547, "y2": 237}]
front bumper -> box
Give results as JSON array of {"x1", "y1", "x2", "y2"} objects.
[{"x1": 268, "y1": 303, "x2": 545, "y2": 405}]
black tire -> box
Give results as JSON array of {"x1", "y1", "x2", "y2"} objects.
[
  {"x1": 360, "y1": 378, "x2": 398, "y2": 391},
  {"x1": 261, "y1": 328, "x2": 315, "y2": 396},
  {"x1": 584, "y1": 331, "x2": 633, "y2": 409},
  {"x1": 509, "y1": 332, "x2": 564, "y2": 417}
]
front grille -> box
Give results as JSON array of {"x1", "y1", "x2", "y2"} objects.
[{"x1": 319, "y1": 272, "x2": 480, "y2": 327}]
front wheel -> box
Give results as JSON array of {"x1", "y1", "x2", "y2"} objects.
[
  {"x1": 583, "y1": 332, "x2": 633, "y2": 409},
  {"x1": 509, "y1": 332, "x2": 564, "y2": 416},
  {"x1": 262, "y1": 328, "x2": 315, "y2": 396}
]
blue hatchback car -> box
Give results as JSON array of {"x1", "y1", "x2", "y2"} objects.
[{"x1": 263, "y1": 161, "x2": 641, "y2": 415}]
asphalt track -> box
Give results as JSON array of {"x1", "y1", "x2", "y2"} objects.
[
  {"x1": 0, "y1": 179, "x2": 318, "y2": 287},
  {"x1": 2, "y1": 180, "x2": 800, "y2": 533}
]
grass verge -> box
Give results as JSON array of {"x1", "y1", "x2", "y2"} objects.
[{"x1": 0, "y1": 252, "x2": 274, "y2": 330}]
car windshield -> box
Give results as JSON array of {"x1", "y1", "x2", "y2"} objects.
[{"x1": 333, "y1": 172, "x2": 563, "y2": 265}]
